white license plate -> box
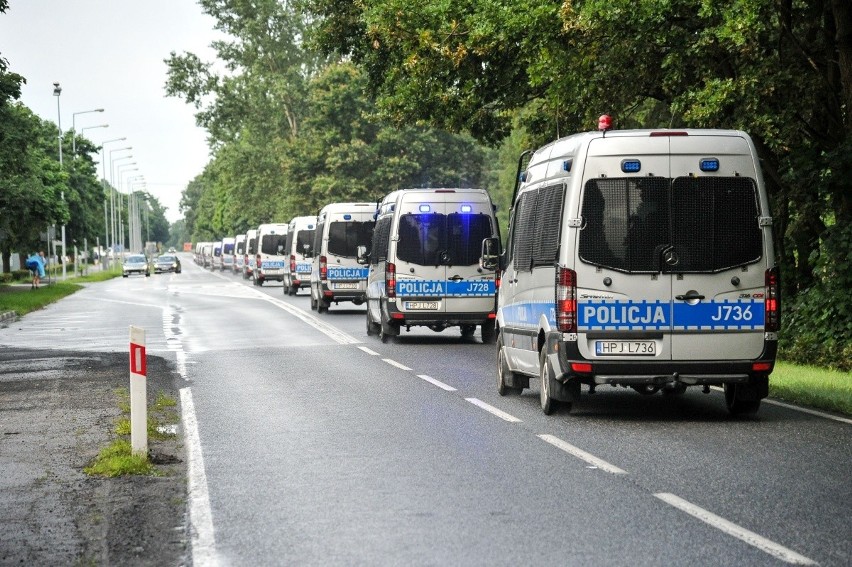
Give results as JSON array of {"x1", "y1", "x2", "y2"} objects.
[
  {"x1": 334, "y1": 282, "x2": 358, "y2": 290},
  {"x1": 405, "y1": 301, "x2": 439, "y2": 310},
  {"x1": 595, "y1": 340, "x2": 656, "y2": 356}
]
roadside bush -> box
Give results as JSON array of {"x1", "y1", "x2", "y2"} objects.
[
  {"x1": 780, "y1": 223, "x2": 852, "y2": 371},
  {"x1": 0, "y1": 273, "x2": 10, "y2": 284}
]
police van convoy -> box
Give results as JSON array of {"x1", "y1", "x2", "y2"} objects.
[
  {"x1": 233, "y1": 234, "x2": 246, "y2": 275},
  {"x1": 362, "y1": 188, "x2": 500, "y2": 343},
  {"x1": 310, "y1": 202, "x2": 376, "y2": 313},
  {"x1": 484, "y1": 121, "x2": 778, "y2": 416},
  {"x1": 254, "y1": 223, "x2": 289, "y2": 286},
  {"x1": 283, "y1": 216, "x2": 316, "y2": 296}
]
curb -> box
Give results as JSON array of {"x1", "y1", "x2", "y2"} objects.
[{"x1": 0, "y1": 311, "x2": 18, "y2": 324}]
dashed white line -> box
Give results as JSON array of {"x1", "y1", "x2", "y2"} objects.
[
  {"x1": 465, "y1": 398, "x2": 522, "y2": 423},
  {"x1": 382, "y1": 358, "x2": 412, "y2": 371},
  {"x1": 654, "y1": 493, "x2": 818, "y2": 565},
  {"x1": 180, "y1": 387, "x2": 220, "y2": 566},
  {"x1": 537, "y1": 434, "x2": 627, "y2": 474},
  {"x1": 358, "y1": 346, "x2": 380, "y2": 356},
  {"x1": 417, "y1": 374, "x2": 457, "y2": 391}
]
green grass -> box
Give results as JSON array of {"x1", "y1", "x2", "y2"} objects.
[
  {"x1": 770, "y1": 362, "x2": 852, "y2": 416},
  {"x1": 0, "y1": 266, "x2": 120, "y2": 316},
  {"x1": 83, "y1": 439, "x2": 156, "y2": 477}
]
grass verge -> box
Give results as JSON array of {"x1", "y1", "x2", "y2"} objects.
[
  {"x1": 0, "y1": 267, "x2": 120, "y2": 317},
  {"x1": 770, "y1": 362, "x2": 852, "y2": 416},
  {"x1": 86, "y1": 388, "x2": 179, "y2": 477}
]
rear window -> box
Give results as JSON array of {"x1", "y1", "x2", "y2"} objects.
[
  {"x1": 158, "y1": 255, "x2": 175, "y2": 262},
  {"x1": 261, "y1": 233, "x2": 287, "y2": 255},
  {"x1": 579, "y1": 177, "x2": 762, "y2": 273},
  {"x1": 127, "y1": 255, "x2": 146, "y2": 263},
  {"x1": 223, "y1": 243, "x2": 234, "y2": 254},
  {"x1": 296, "y1": 230, "x2": 316, "y2": 256},
  {"x1": 397, "y1": 213, "x2": 492, "y2": 266},
  {"x1": 328, "y1": 220, "x2": 375, "y2": 258}
]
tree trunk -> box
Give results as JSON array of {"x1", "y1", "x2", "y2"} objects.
[{"x1": 832, "y1": 0, "x2": 852, "y2": 132}]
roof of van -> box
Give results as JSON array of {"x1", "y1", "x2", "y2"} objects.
[
  {"x1": 318, "y1": 202, "x2": 375, "y2": 213},
  {"x1": 380, "y1": 187, "x2": 489, "y2": 205}
]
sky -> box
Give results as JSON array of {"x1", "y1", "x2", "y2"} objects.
[{"x1": 0, "y1": 0, "x2": 223, "y2": 223}]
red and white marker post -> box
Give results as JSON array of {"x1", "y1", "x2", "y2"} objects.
[{"x1": 129, "y1": 325, "x2": 148, "y2": 456}]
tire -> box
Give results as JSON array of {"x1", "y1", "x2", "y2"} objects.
[
  {"x1": 379, "y1": 310, "x2": 399, "y2": 343},
  {"x1": 481, "y1": 320, "x2": 496, "y2": 344},
  {"x1": 497, "y1": 336, "x2": 522, "y2": 396},
  {"x1": 539, "y1": 349, "x2": 559, "y2": 415},
  {"x1": 310, "y1": 292, "x2": 317, "y2": 311},
  {"x1": 724, "y1": 383, "x2": 762, "y2": 415}
]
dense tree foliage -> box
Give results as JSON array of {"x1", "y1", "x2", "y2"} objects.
[{"x1": 306, "y1": 0, "x2": 851, "y2": 367}]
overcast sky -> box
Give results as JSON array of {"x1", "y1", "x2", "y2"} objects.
[{"x1": 0, "y1": 0, "x2": 223, "y2": 223}]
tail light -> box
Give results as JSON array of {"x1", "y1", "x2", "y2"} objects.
[
  {"x1": 765, "y1": 267, "x2": 780, "y2": 332},
  {"x1": 256, "y1": 254, "x2": 261, "y2": 271},
  {"x1": 556, "y1": 266, "x2": 577, "y2": 333},
  {"x1": 319, "y1": 255, "x2": 328, "y2": 281},
  {"x1": 495, "y1": 271, "x2": 501, "y2": 290},
  {"x1": 386, "y1": 262, "x2": 396, "y2": 298},
  {"x1": 290, "y1": 254, "x2": 296, "y2": 273}
]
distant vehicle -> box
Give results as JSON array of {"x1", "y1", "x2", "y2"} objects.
[
  {"x1": 233, "y1": 234, "x2": 246, "y2": 275},
  {"x1": 221, "y1": 237, "x2": 236, "y2": 272},
  {"x1": 283, "y1": 216, "x2": 316, "y2": 296},
  {"x1": 154, "y1": 254, "x2": 182, "y2": 274},
  {"x1": 211, "y1": 242, "x2": 223, "y2": 270},
  {"x1": 122, "y1": 254, "x2": 150, "y2": 278},
  {"x1": 254, "y1": 223, "x2": 289, "y2": 286},
  {"x1": 244, "y1": 229, "x2": 258, "y2": 280},
  {"x1": 168, "y1": 247, "x2": 177, "y2": 253}
]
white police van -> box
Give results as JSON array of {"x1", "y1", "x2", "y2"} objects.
[
  {"x1": 211, "y1": 241, "x2": 223, "y2": 270},
  {"x1": 233, "y1": 234, "x2": 246, "y2": 275},
  {"x1": 283, "y1": 216, "x2": 316, "y2": 296},
  {"x1": 221, "y1": 236, "x2": 236, "y2": 271},
  {"x1": 364, "y1": 188, "x2": 500, "y2": 343},
  {"x1": 254, "y1": 223, "x2": 289, "y2": 286},
  {"x1": 244, "y1": 228, "x2": 258, "y2": 280},
  {"x1": 487, "y1": 122, "x2": 779, "y2": 415},
  {"x1": 310, "y1": 202, "x2": 375, "y2": 313}
]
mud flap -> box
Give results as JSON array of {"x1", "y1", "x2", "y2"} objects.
[
  {"x1": 735, "y1": 375, "x2": 769, "y2": 401},
  {"x1": 546, "y1": 351, "x2": 581, "y2": 403}
]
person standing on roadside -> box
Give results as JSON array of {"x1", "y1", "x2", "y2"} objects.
[{"x1": 26, "y1": 251, "x2": 47, "y2": 289}]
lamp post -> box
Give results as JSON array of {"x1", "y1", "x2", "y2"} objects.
[
  {"x1": 53, "y1": 81, "x2": 67, "y2": 281},
  {"x1": 99, "y1": 137, "x2": 126, "y2": 267},
  {"x1": 117, "y1": 166, "x2": 138, "y2": 255},
  {"x1": 71, "y1": 108, "x2": 104, "y2": 157},
  {"x1": 110, "y1": 152, "x2": 133, "y2": 256},
  {"x1": 128, "y1": 176, "x2": 145, "y2": 251}
]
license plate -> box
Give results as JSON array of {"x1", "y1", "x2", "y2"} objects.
[
  {"x1": 405, "y1": 301, "x2": 439, "y2": 310},
  {"x1": 334, "y1": 282, "x2": 358, "y2": 290},
  {"x1": 594, "y1": 340, "x2": 656, "y2": 356}
]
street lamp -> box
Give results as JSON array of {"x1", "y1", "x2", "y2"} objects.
[
  {"x1": 110, "y1": 150, "x2": 132, "y2": 255},
  {"x1": 99, "y1": 137, "x2": 126, "y2": 265},
  {"x1": 53, "y1": 81, "x2": 67, "y2": 281},
  {"x1": 117, "y1": 166, "x2": 138, "y2": 254},
  {"x1": 71, "y1": 108, "x2": 105, "y2": 157}
]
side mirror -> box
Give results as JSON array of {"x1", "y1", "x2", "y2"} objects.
[
  {"x1": 480, "y1": 237, "x2": 500, "y2": 271},
  {"x1": 356, "y1": 245, "x2": 368, "y2": 265}
]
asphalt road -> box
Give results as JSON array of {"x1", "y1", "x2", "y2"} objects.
[{"x1": 1, "y1": 255, "x2": 849, "y2": 566}]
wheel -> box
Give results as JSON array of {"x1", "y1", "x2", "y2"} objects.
[
  {"x1": 481, "y1": 320, "x2": 496, "y2": 343},
  {"x1": 724, "y1": 383, "x2": 762, "y2": 415},
  {"x1": 460, "y1": 325, "x2": 476, "y2": 338},
  {"x1": 379, "y1": 311, "x2": 399, "y2": 343},
  {"x1": 497, "y1": 336, "x2": 522, "y2": 396},
  {"x1": 122, "y1": 274, "x2": 128, "y2": 278},
  {"x1": 539, "y1": 349, "x2": 559, "y2": 415},
  {"x1": 145, "y1": 271, "x2": 150, "y2": 277}
]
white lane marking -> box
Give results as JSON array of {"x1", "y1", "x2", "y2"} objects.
[
  {"x1": 180, "y1": 387, "x2": 220, "y2": 566},
  {"x1": 358, "y1": 346, "x2": 380, "y2": 356},
  {"x1": 537, "y1": 434, "x2": 627, "y2": 474},
  {"x1": 382, "y1": 358, "x2": 412, "y2": 371},
  {"x1": 710, "y1": 386, "x2": 851, "y2": 425},
  {"x1": 96, "y1": 298, "x2": 165, "y2": 309},
  {"x1": 417, "y1": 374, "x2": 457, "y2": 392},
  {"x1": 259, "y1": 294, "x2": 360, "y2": 345},
  {"x1": 466, "y1": 398, "x2": 522, "y2": 423},
  {"x1": 654, "y1": 493, "x2": 818, "y2": 565}
]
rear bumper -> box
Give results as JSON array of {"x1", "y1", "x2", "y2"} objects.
[
  {"x1": 320, "y1": 281, "x2": 366, "y2": 302},
  {"x1": 385, "y1": 300, "x2": 494, "y2": 326}
]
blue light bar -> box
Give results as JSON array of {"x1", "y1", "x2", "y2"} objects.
[
  {"x1": 621, "y1": 159, "x2": 641, "y2": 173},
  {"x1": 343, "y1": 214, "x2": 352, "y2": 220},
  {"x1": 460, "y1": 204, "x2": 472, "y2": 213},
  {"x1": 563, "y1": 160, "x2": 572, "y2": 172},
  {"x1": 699, "y1": 158, "x2": 720, "y2": 172},
  {"x1": 419, "y1": 204, "x2": 431, "y2": 213}
]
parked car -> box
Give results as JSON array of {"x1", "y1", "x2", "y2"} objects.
[
  {"x1": 154, "y1": 254, "x2": 182, "y2": 274},
  {"x1": 122, "y1": 254, "x2": 150, "y2": 278}
]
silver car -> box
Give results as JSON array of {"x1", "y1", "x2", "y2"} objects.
[{"x1": 122, "y1": 254, "x2": 150, "y2": 277}]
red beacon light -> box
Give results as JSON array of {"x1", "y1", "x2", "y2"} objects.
[{"x1": 598, "y1": 114, "x2": 613, "y2": 132}]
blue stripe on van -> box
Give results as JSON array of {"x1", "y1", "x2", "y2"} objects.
[
  {"x1": 396, "y1": 280, "x2": 496, "y2": 297},
  {"x1": 672, "y1": 299, "x2": 764, "y2": 330},
  {"x1": 328, "y1": 267, "x2": 369, "y2": 280}
]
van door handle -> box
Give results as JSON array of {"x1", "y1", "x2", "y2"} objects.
[{"x1": 675, "y1": 293, "x2": 705, "y2": 301}]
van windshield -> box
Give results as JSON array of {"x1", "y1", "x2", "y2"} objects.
[
  {"x1": 397, "y1": 213, "x2": 492, "y2": 266},
  {"x1": 579, "y1": 177, "x2": 762, "y2": 273},
  {"x1": 328, "y1": 220, "x2": 375, "y2": 258},
  {"x1": 261, "y1": 234, "x2": 287, "y2": 255}
]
